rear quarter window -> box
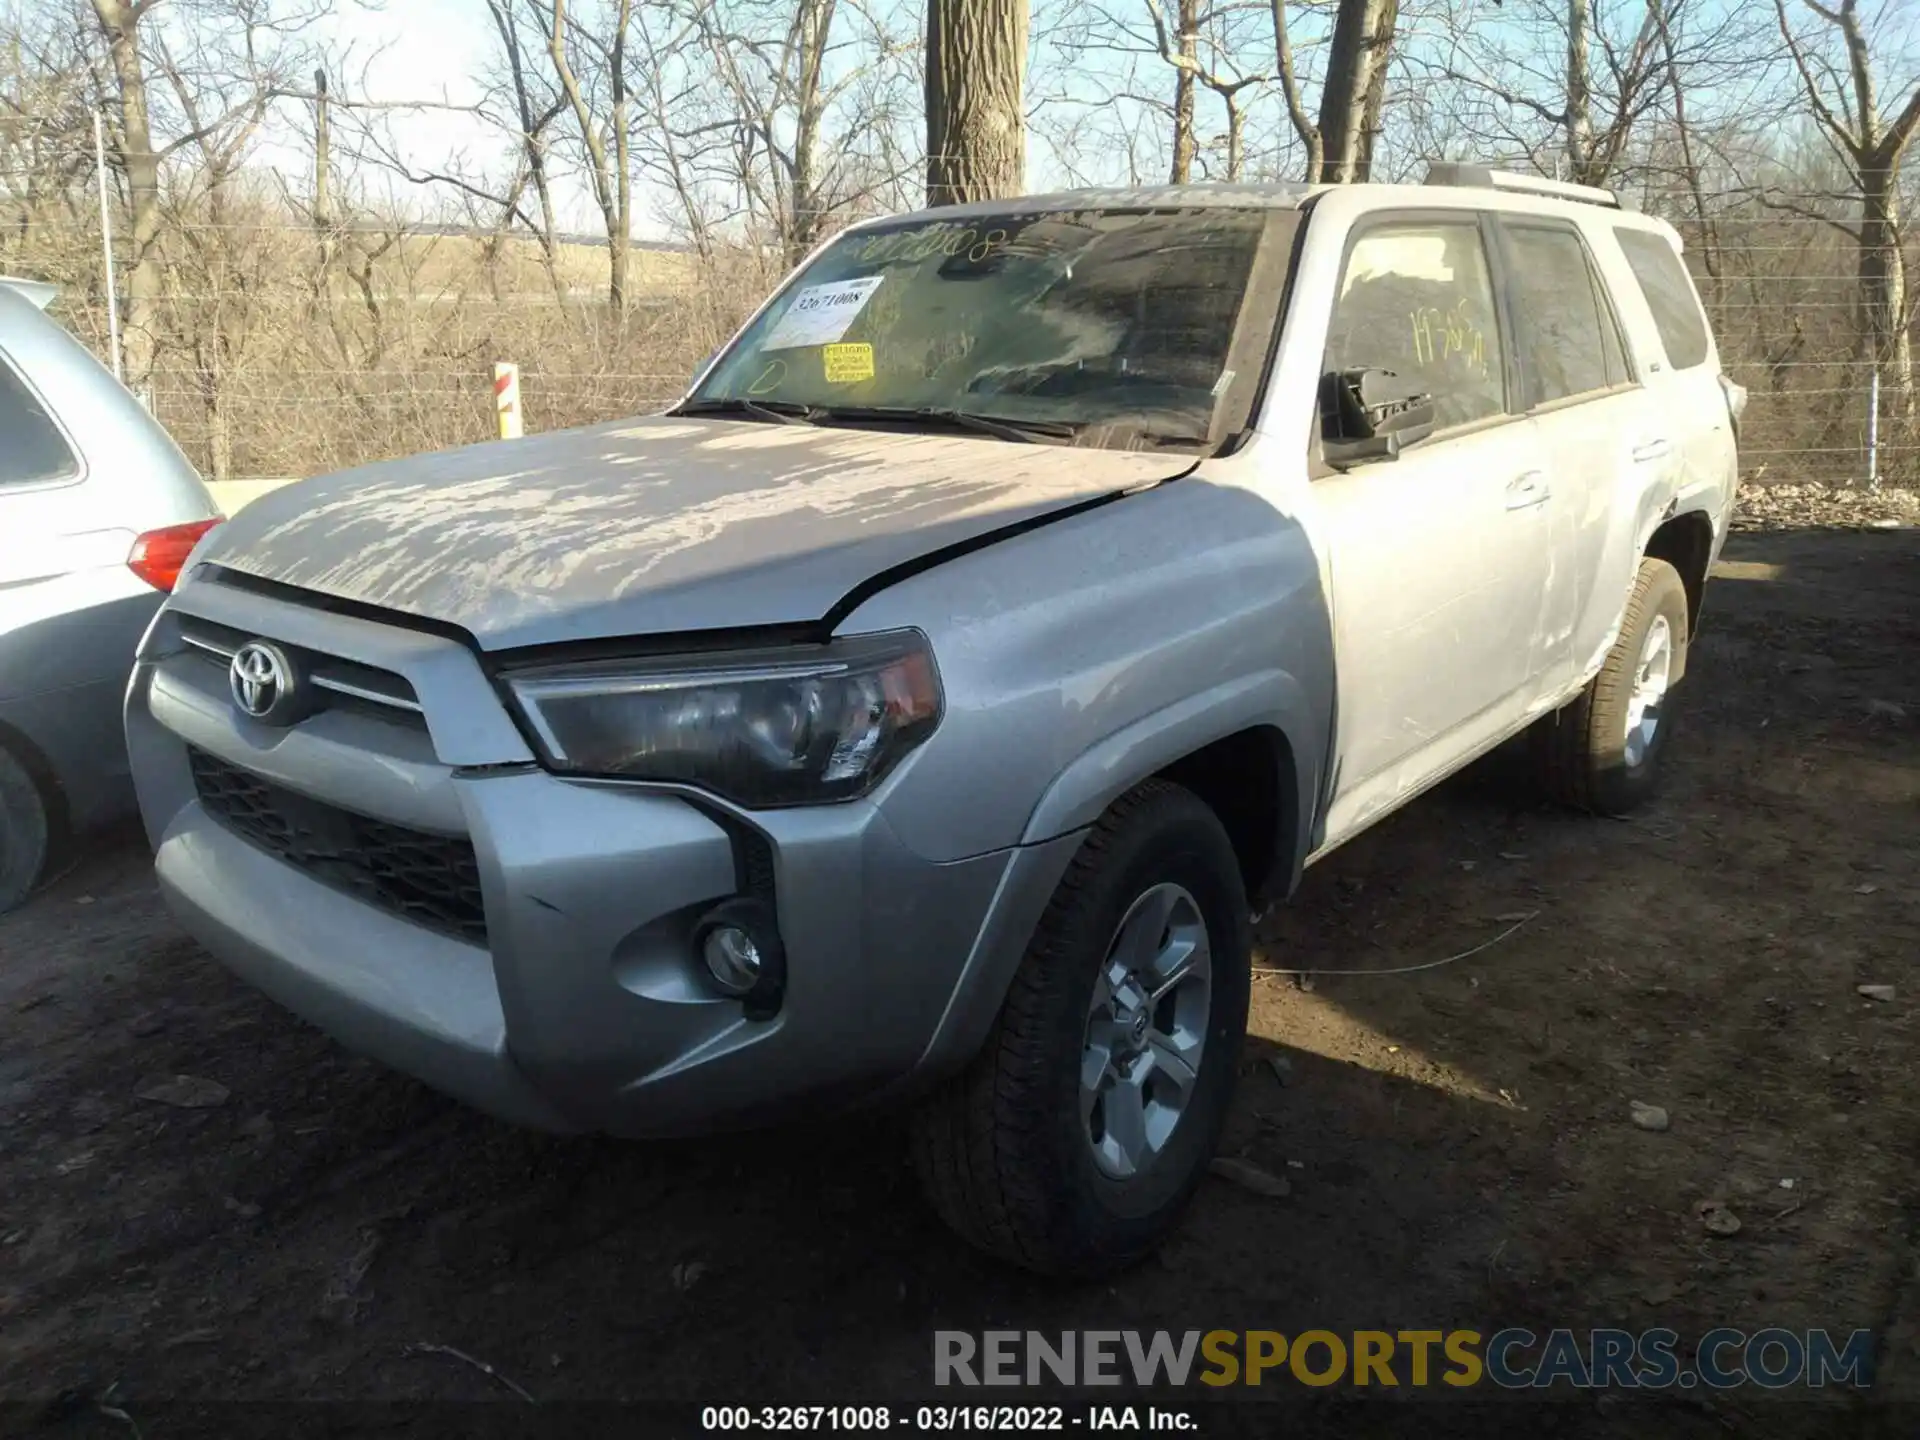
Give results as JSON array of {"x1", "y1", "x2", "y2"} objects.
[
  {"x1": 0, "y1": 354, "x2": 80, "y2": 488},
  {"x1": 1502, "y1": 223, "x2": 1629, "y2": 405},
  {"x1": 1613, "y1": 229, "x2": 1711, "y2": 371}
]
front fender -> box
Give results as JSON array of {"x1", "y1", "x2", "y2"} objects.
[{"x1": 1019, "y1": 667, "x2": 1320, "y2": 887}]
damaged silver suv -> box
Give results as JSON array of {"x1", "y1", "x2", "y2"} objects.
[{"x1": 128, "y1": 167, "x2": 1740, "y2": 1276}]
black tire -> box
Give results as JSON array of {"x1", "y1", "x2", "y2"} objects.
[
  {"x1": 1533, "y1": 556, "x2": 1690, "y2": 816},
  {"x1": 910, "y1": 779, "x2": 1252, "y2": 1277},
  {"x1": 0, "y1": 743, "x2": 50, "y2": 915}
]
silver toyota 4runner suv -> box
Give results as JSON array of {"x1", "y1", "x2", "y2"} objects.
[{"x1": 128, "y1": 165, "x2": 1741, "y2": 1276}]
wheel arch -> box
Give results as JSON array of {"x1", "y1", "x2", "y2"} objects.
[
  {"x1": 1018, "y1": 670, "x2": 1319, "y2": 907},
  {"x1": 0, "y1": 714, "x2": 69, "y2": 847},
  {"x1": 909, "y1": 681, "x2": 1318, "y2": 1093},
  {"x1": 1644, "y1": 506, "x2": 1715, "y2": 638}
]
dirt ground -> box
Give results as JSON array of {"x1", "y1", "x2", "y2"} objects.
[{"x1": 1, "y1": 515, "x2": 1915, "y2": 1438}]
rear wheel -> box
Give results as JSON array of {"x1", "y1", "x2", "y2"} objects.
[
  {"x1": 0, "y1": 744, "x2": 50, "y2": 914},
  {"x1": 1533, "y1": 556, "x2": 1690, "y2": 816},
  {"x1": 910, "y1": 780, "x2": 1251, "y2": 1277}
]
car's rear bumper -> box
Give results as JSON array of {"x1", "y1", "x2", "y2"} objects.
[{"x1": 127, "y1": 578, "x2": 1078, "y2": 1137}]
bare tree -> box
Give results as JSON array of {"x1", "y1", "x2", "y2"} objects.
[
  {"x1": 0, "y1": 19, "x2": 101, "y2": 318},
  {"x1": 545, "y1": 0, "x2": 635, "y2": 307},
  {"x1": 1774, "y1": 0, "x2": 1920, "y2": 416},
  {"x1": 347, "y1": 8, "x2": 569, "y2": 298},
  {"x1": 1168, "y1": 0, "x2": 1198, "y2": 181},
  {"x1": 485, "y1": 0, "x2": 567, "y2": 287},
  {"x1": 86, "y1": 0, "x2": 325, "y2": 391},
  {"x1": 1140, "y1": 0, "x2": 1266, "y2": 182},
  {"x1": 152, "y1": 25, "x2": 278, "y2": 480},
  {"x1": 693, "y1": 0, "x2": 845, "y2": 264},
  {"x1": 925, "y1": 0, "x2": 1027, "y2": 204},
  {"x1": 631, "y1": 0, "x2": 719, "y2": 257},
  {"x1": 1318, "y1": 0, "x2": 1397, "y2": 181},
  {"x1": 1431, "y1": 0, "x2": 1661, "y2": 184},
  {"x1": 1269, "y1": 0, "x2": 1323, "y2": 179},
  {"x1": 87, "y1": 0, "x2": 164, "y2": 390}
]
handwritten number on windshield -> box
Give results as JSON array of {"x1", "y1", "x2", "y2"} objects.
[{"x1": 861, "y1": 223, "x2": 1012, "y2": 266}]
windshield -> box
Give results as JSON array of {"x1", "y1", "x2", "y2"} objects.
[{"x1": 687, "y1": 206, "x2": 1299, "y2": 452}]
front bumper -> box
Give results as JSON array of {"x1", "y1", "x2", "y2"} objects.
[{"x1": 127, "y1": 576, "x2": 1079, "y2": 1137}]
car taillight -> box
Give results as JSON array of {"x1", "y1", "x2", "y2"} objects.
[{"x1": 127, "y1": 517, "x2": 223, "y2": 592}]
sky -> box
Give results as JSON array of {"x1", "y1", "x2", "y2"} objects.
[{"x1": 267, "y1": 0, "x2": 568, "y2": 224}]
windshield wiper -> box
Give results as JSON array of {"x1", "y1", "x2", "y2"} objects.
[
  {"x1": 813, "y1": 405, "x2": 1080, "y2": 445},
  {"x1": 675, "y1": 396, "x2": 821, "y2": 426}
]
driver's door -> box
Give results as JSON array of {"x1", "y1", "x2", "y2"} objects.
[{"x1": 1311, "y1": 212, "x2": 1557, "y2": 848}]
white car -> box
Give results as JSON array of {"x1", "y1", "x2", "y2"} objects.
[{"x1": 0, "y1": 278, "x2": 220, "y2": 910}]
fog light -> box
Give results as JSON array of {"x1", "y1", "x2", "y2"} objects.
[{"x1": 701, "y1": 924, "x2": 763, "y2": 995}]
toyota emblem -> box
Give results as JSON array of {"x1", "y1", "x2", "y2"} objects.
[{"x1": 228, "y1": 640, "x2": 304, "y2": 725}]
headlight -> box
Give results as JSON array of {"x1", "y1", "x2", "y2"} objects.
[{"x1": 504, "y1": 629, "x2": 942, "y2": 807}]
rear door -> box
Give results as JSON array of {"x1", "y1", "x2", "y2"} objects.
[
  {"x1": 1493, "y1": 215, "x2": 1651, "y2": 693},
  {"x1": 1311, "y1": 210, "x2": 1556, "y2": 845},
  {"x1": 1608, "y1": 225, "x2": 1738, "y2": 530}
]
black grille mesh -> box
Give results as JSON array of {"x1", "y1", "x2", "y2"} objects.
[{"x1": 189, "y1": 747, "x2": 487, "y2": 945}]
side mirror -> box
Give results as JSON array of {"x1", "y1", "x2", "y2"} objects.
[{"x1": 1320, "y1": 368, "x2": 1436, "y2": 468}]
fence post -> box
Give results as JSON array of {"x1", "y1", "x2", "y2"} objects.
[
  {"x1": 494, "y1": 362, "x2": 523, "y2": 440},
  {"x1": 91, "y1": 110, "x2": 123, "y2": 385},
  {"x1": 1865, "y1": 368, "x2": 1880, "y2": 490}
]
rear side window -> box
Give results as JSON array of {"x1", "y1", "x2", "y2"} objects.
[
  {"x1": 1501, "y1": 224, "x2": 1629, "y2": 406},
  {"x1": 0, "y1": 355, "x2": 80, "y2": 487},
  {"x1": 1614, "y1": 228, "x2": 1710, "y2": 370},
  {"x1": 1323, "y1": 220, "x2": 1506, "y2": 431}
]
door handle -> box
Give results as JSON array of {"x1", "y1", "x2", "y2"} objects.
[
  {"x1": 1632, "y1": 439, "x2": 1673, "y2": 463},
  {"x1": 1506, "y1": 470, "x2": 1550, "y2": 509}
]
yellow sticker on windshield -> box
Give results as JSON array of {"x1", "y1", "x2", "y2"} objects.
[{"x1": 823, "y1": 342, "x2": 875, "y2": 384}]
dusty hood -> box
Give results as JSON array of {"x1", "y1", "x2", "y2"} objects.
[{"x1": 195, "y1": 415, "x2": 1184, "y2": 650}]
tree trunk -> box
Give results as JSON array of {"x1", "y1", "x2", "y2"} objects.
[
  {"x1": 548, "y1": 0, "x2": 632, "y2": 310},
  {"x1": 204, "y1": 364, "x2": 232, "y2": 481},
  {"x1": 485, "y1": 0, "x2": 566, "y2": 299},
  {"x1": 312, "y1": 67, "x2": 333, "y2": 282},
  {"x1": 1565, "y1": 0, "x2": 1593, "y2": 182},
  {"x1": 610, "y1": 0, "x2": 632, "y2": 311},
  {"x1": 786, "y1": 0, "x2": 837, "y2": 267},
  {"x1": 925, "y1": 0, "x2": 1027, "y2": 206},
  {"x1": 1859, "y1": 166, "x2": 1914, "y2": 416},
  {"x1": 90, "y1": 0, "x2": 162, "y2": 396},
  {"x1": 1317, "y1": 0, "x2": 1397, "y2": 182},
  {"x1": 1352, "y1": 0, "x2": 1396, "y2": 181},
  {"x1": 1169, "y1": 0, "x2": 1198, "y2": 183}
]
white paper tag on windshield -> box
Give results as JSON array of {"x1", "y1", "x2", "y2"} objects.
[{"x1": 760, "y1": 276, "x2": 884, "y2": 350}]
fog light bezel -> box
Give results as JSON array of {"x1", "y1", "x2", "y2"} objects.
[{"x1": 693, "y1": 898, "x2": 786, "y2": 1018}]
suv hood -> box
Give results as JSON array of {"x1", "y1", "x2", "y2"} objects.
[{"x1": 194, "y1": 415, "x2": 1186, "y2": 651}]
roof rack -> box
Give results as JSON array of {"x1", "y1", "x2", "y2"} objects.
[{"x1": 1423, "y1": 163, "x2": 1627, "y2": 211}]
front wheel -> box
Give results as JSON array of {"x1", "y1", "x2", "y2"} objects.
[
  {"x1": 1533, "y1": 555, "x2": 1691, "y2": 816},
  {"x1": 910, "y1": 780, "x2": 1251, "y2": 1277}
]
